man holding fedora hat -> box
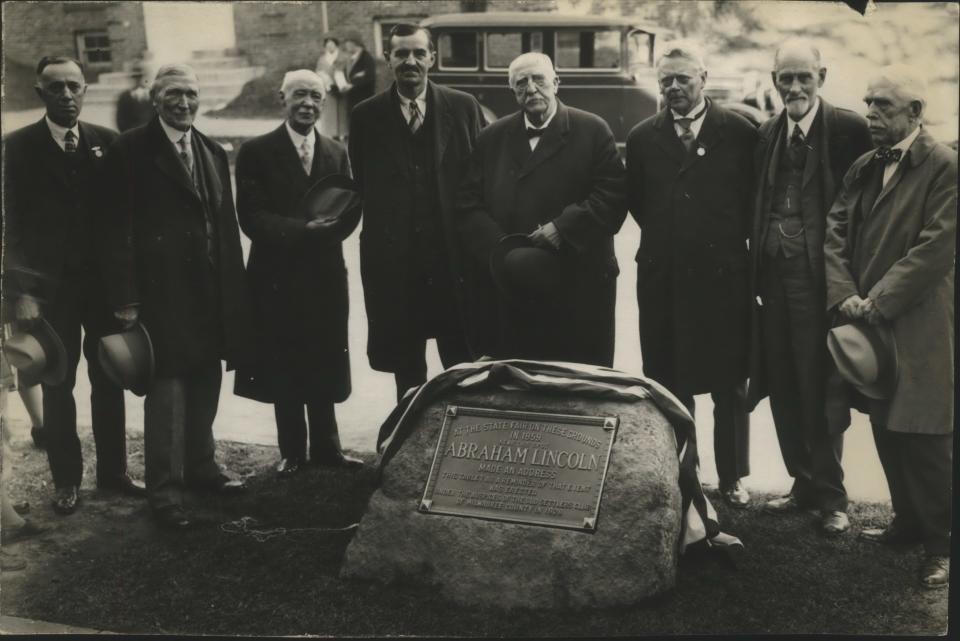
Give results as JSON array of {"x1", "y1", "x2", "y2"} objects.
[
  {"x1": 233, "y1": 69, "x2": 362, "y2": 477},
  {"x1": 100, "y1": 63, "x2": 255, "y2": 529},
  {"x1": 456, "y1": 52, "x2": 626, "y2": 366},
  {"x1": 3, "y1": 55, "x2": 142, "y2": 516},
  {"x1": 824, "y1": 65, "x2": 956, "y2": 589}
]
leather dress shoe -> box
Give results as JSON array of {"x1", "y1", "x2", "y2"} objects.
[
  {"x1": 51, "y1": 487, "x2": 80, "y2": 515},
  {"x1": 859, "y1": 525, "x2": 922, "y2": 546},
  {"x1": 821, "y1": 511, "x2": 850, "y2": 536},
  {"x1": 30, "y1": 427, "x2": 46, "y2": 450},
  {"x1": 1, "y1": 519, "x2": 49, "y2": 545},
  {"x1": 206, "y1": 474, "x2": 247, "y2": 495},
  {"x1": 98, "y1": 474, "x2": 147, "y2": 498},
  {"x1": 720, "y1": 480, "x2": 750, "y2": 509},
  {"x1": 919, "y1": 555, "x2": 949, "y2": 589},
  {"x1": 312, "y1": 452, "x2": 364, "y2": 468},
  {"x1": 763, "y1": 493, "x2": 820, "y2": 516},
  {"x1": 276, "y1": 458, "x2": 301, "y2": 478},
  {"x1": 154, "y1": 506, "x2": 193, "y2": 531}
]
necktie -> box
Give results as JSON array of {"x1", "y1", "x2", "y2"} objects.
[
  {"x1": 874, "y1": 147, "x2": 903, "y2": 164},
  {"x1": 300, "y1": 137, "x2": 313, "y2": 176},
  {"x1": 526, "y1": 127, "x2": 545, "y2": 139},
  {"x1": 64, "y1": 130, "x2": 77, "y2": 153},
  {"x1": 408, "y1": 101, "x2": 422, "y2": 134},
  {"x1": 675, "y1": 117, "x2": 695, "y2": 151},
  {"x1": 790, "y1": 125, "x2": 805, "y2": 148},
  {"x1": 178, "y1": 135, "x2": 193, "y2": 176}
]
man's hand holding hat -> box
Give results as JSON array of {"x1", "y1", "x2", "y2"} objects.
[
  {"x1": 15, "y1": 295, "x2": 41, "y2": 323},
  {"x1": 528, "y1": 221, "x2": 562, "y2": 250}
]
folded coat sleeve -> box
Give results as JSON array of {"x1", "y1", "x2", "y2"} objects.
[
  {"x1": 823, "y1": 162, "x2": 865, "y2": 311},
  {"x1": 551, "y1": 120, "x2": 627, "y2": 252},
  {"x1": 868, "y1": 154, "x2": 958, "y2": 320}
]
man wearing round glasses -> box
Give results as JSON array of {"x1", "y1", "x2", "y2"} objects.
[
  {"x1": 457, "y1": 52, "x2": 626, "y2": 366},
  {"x1": 625, "y1": 42, "x2": 758, "y2": 509}
]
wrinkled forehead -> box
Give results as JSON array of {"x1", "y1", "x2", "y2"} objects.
[
  {"x1": 774, "y1": 53, "x2": 820, "y2": 75},
  {"x1": 657, "y1": 56, "x2": 701, "y2": 77},
  {"x1": 39, "y1": 61, "x2": 84, "y2": 84},
  {"x1": 155, "y1": 73, "x2": 199, "y2": 95},
  {"x1": 390, "y1": 30, "x2": 431, "y2": 52},
  {"x1": 285, "y1": 77, "x2": 325, "y2": 94},
  {"x1": 512, "y1": 59, "x2": 555, "y2": 81},
  {"x1": 864, "y1": 77, "x2": 902, "y2": 101}
]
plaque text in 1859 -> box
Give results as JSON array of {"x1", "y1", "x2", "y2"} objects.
[{"x1": 419, "y1": 405, "x2": 618, "y2": 531}]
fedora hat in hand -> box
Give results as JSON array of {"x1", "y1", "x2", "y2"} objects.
[
  {"x1": 827, "y1": 321, "x2": 898, "y2": 400},
  {"x1": 2, "y1": 319, "x2": 67, "y2": 387},
  {"x1": 99, "y1": 322, "x2": 155, "y2": 397},
  {"x1": 297, "y1": 173, "x2": 362, "y2": 242},
  {"x1": 489, "y1": 233, "x2": 568, "y2": 305}
]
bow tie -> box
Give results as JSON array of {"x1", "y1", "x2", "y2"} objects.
[
  {"x1": 874, "y1": 147, "x2": 903, "y2": 164},
  {"x1": 526, "y1": 127, "x2": 546, "y2": 139}
]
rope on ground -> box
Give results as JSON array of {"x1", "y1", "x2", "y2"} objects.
[{"x1": 219, "y1": 516, "x2": 359, "y2": 542}]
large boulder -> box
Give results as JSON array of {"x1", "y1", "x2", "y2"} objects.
[{"x1": 340, "y1": 386, "x2": 682, "y2": 609}]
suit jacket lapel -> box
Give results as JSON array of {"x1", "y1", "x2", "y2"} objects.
[
  {"x1": 150, "y1": 118, "x2": 200, "y2": 202},
  {"x1": 681, "y1": 100, "x2": 722, "y2": 173},
  {"x1": 505, "y1": 112, "x2": 532, "y2": 172},
  {"x1": 519, "y1": 102, "x2": 569, "y2": 178},
  {"x1": 430, "y1": 83, "x2": 454, "y2": 166},
  {"x1": 651, "y1": 109, "x2": 686, "y2": 166},
  {"x1": 271, "y1": 124, "x2": 311, "y2": 191},
  {"x1": 194, "y1": 131, "x2": 223, "y2": 212},
  {"x1": 30, "y1": 119, "x2": 71, "y2": 190},
  {"x1": 801, "y1": 107, "x2": 823, "y2": 189},
  {"x1": 765, "y1": 113, "x2": 786, "y2": 188},
  {"x1": 378, "y1": 88, "x2": 409, "y2": 173}
]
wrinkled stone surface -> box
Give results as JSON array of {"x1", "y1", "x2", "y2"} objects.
[{"x1": 341, "y1": 388, "x2": 681, "y2": 609}]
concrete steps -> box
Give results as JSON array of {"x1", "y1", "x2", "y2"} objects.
[{"x1": 85, "y1": 49, "x2": 265, "y2": 109}]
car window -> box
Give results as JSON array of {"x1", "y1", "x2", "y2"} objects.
[
  {"x1": 555, "y1": 30, "x2": 621, "y2": 70},
  {"x1": 485, "y1": 31, "x2": 544, "y2": 70},
  {"x1": 438, "y1": 32, "x2": 479, "y2": 70}
]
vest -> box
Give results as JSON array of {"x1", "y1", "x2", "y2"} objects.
[
  {"x1": 764, "y1": 120, "x2": 816, "y2": 259},
  {"x1": 58, "y1": 140, "x2": 99, "y2": 271}
]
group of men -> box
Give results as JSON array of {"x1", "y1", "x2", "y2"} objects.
[{"x1": 2, "y1": 22, "x2": 953, "y2": 591}]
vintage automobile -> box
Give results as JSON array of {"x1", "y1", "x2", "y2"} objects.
[{"x1": 421, "y1": 11, "x2": 767, "y2": 148}]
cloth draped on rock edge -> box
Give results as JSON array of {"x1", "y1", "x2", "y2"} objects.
[{"x1": 376, "y1": 358, "x2": 743, "y2": 553}]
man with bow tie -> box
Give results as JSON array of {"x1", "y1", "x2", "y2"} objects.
[
  {"x1": 233, "y1": 70, "x2": 362, "y2": 476},
  {"x1": 824, "y1": 66, "x2": 956, "y2": 589},
  {"x1": 100, "y1": 64, "x2": 254, "y2": 530},
  {"x1": 747, "y1": 40, "x2": 872, "y2": 536},
  {"x1": 3, "y1": 56, "x2": 143, "y2": 516},
  {"x1": 456, "y1": 52, "x2": 626, "y2": 365},
  {"x1": 349, "y1": 23, "x2": 485, "y2": 401},
  {"x1": 624, "y1": 42, "x2": 757, "y2": 508}
]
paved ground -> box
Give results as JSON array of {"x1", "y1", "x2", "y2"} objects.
[{"x1": 1, "y1": 105, "x2": 889, "y2": 503}]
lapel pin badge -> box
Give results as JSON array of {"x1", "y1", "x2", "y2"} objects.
[
  {"x1": 696, "y1": 146, "x2": 706, "y2": 157},
  {"x1": 92, "y1": 146, "x2": 103, "y2": 158}
]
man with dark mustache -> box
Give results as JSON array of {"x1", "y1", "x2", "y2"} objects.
[
  {"x1": 748, "y1": 40, "x2": 871, "y2": 536},
  {"x1": 349, "y1": 23, "x2": 485, "y2": 401}
]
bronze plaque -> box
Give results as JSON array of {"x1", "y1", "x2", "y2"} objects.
[{"x1": 419, "y1": 405, "x2": 619, "y2": 531}]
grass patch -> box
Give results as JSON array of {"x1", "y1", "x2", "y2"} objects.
[{"x1": 0, "y1": 429, "x2": 947, "y2": 636}]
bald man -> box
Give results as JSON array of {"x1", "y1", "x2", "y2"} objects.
[
  {"x1": 824, "y1": 66, "x2": 956, "y2": 588},
  {"x1": 101, "y1": 64, "x2": 254, "y2": 529},
  {"x1": 233, "y1": 70, "x2": 361, "y2": 476},
  {"x1": 747, "y1": 40, "x2": 871, "y2": 535}
]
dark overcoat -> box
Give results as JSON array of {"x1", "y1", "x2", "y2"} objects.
[
  {"x1": 100, "y1": 117, "x2": 254, "y2": 376},
  {"x1": 232, "y1": 125, "x2": 356, "y2": 403},
  {"x1": 824, "y1": 128, "x2": 956, "y2": 434},
  {"x1": 456, "y1": 101, "x2": 626, "y2": 366},
  {"x1": 345, "y1": 49, "x2": 377, "y2": 111},
  {"x1": 625, "y1": 101, "x2": 757, "y2": 394},
  {"x1": 349, "y1": 81, "x2": 485, "y2": 371},
  {"x1": 746, "y1": 100, "x2": 872, "y2": 408},
  {"x1": 3, "y1": 119, "x2": 118, "y2": 304}
]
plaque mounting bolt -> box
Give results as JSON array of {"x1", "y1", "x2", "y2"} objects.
[
  {"x1": 583, "y1": 517, "x2": 596, "y2": 530},
  {"x1": 420, "y1": 500, "x2": 433, "y2": 512},
  {"x1": 603, "y1": 417, "x2": 617, "y2": 430},
  {"x1": 446, "y1": 406, "x2": 458, "y2": 416}
]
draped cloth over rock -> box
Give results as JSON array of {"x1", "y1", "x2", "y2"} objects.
[{"x1": 376, "y1": 359, "x2": 741, "y2": 552}]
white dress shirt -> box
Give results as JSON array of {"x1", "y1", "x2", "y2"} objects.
[
  {"x1": 45, "y1": 115, "x2": 80, "y2": 152},
  {"x1": 671, "y1": 97, "x2": 708, "y2": 140},
  {"x1": 285, "y1": 121, "x2": 316, "y2": 172},
  {"x1": 159, "y1": 117, "x2": 192, "y2": 149},
  {"x1": 785, "y1": 97, "x2": 820, "y2": 144},
  {"x1": 398, "y1": 87, "x2": 428, "y2": 130},
  {"x1": 524, "y1": 104, "x2": 558, "y2": 150},
  {"x1": 883, "y1": 125, "x2": 921, "y2": 187}
]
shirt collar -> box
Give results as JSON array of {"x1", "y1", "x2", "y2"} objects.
[
  {"x1": 159, "y1": 117, "x2": 191, "y2": 145},
  {"x1": 397, "y1": 86, "x2": 428, "y2": 115},
  {"x1": 524, "y1": 102, "x2": 558, "y2": 131},
  {"x1": 285, "y1": 121, "x2": 315, "y2": 148},
  {"x1": 671, "y1": 97, "x2": 707, "y2": 122},
  {"x1": 787, "y1": 97, "x2": 820, "y2": 139},
  {"x1": 45, "y1": 115, "x2": 79, "y2": 145},
  {"x1": 891, "y1": 125, "x2": 921, "y2": 156}
]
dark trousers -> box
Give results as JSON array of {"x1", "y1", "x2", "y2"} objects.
[
  {"x1": 676, "y1": 383, "x2": 750, "y2": 490},
  {"x1": 274, "y1": 399, "x2": 344, "y2": 463},
  {"x1": 393, "y1": 332, "x2": 471, "y2": 402},
  {"x1": 760, "y1": 250, "x2": 846, "y2": 511},
  {"x1": 872, "y1": 423, "x2": 952, "y2": 556},
  {"x1": 143, "y1": 360, "x2": 222, "y2": 511},
  {"x1": 42, "y1": 270, "x2": 126, "y2": 489}
]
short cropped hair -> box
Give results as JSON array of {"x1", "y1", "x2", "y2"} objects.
[
  {"x1": 387, "y1": 23, "x2": 434, "y2": 52},
  {"x1": 36, "y1": 55, "x2": 84, "y2": 76},
  {"x1": 323, "y1": 35, "x2": 340, "y2": 47},
  {"x1": 773, "y1": 38, "x2": 822, "y2": 70},
  {"x1": 507, "y1": 52, "x2": 556, "y2": 87},
  {"x1": 280, "y1": 69, "x2": 326, "y2": 96},
  {"x1": 655, "y1": 40, "x2": 707, "y2": 73},
  {"x1": 150, "y1": 63, "x2": 199, "y2": 100},
  {"x1": 871, "y1": 64, "x2": 928, "y2": 111}
]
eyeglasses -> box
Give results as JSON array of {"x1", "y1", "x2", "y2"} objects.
[{"x1": 512, "y1": 75, "x2": 553, "y2": 93}]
